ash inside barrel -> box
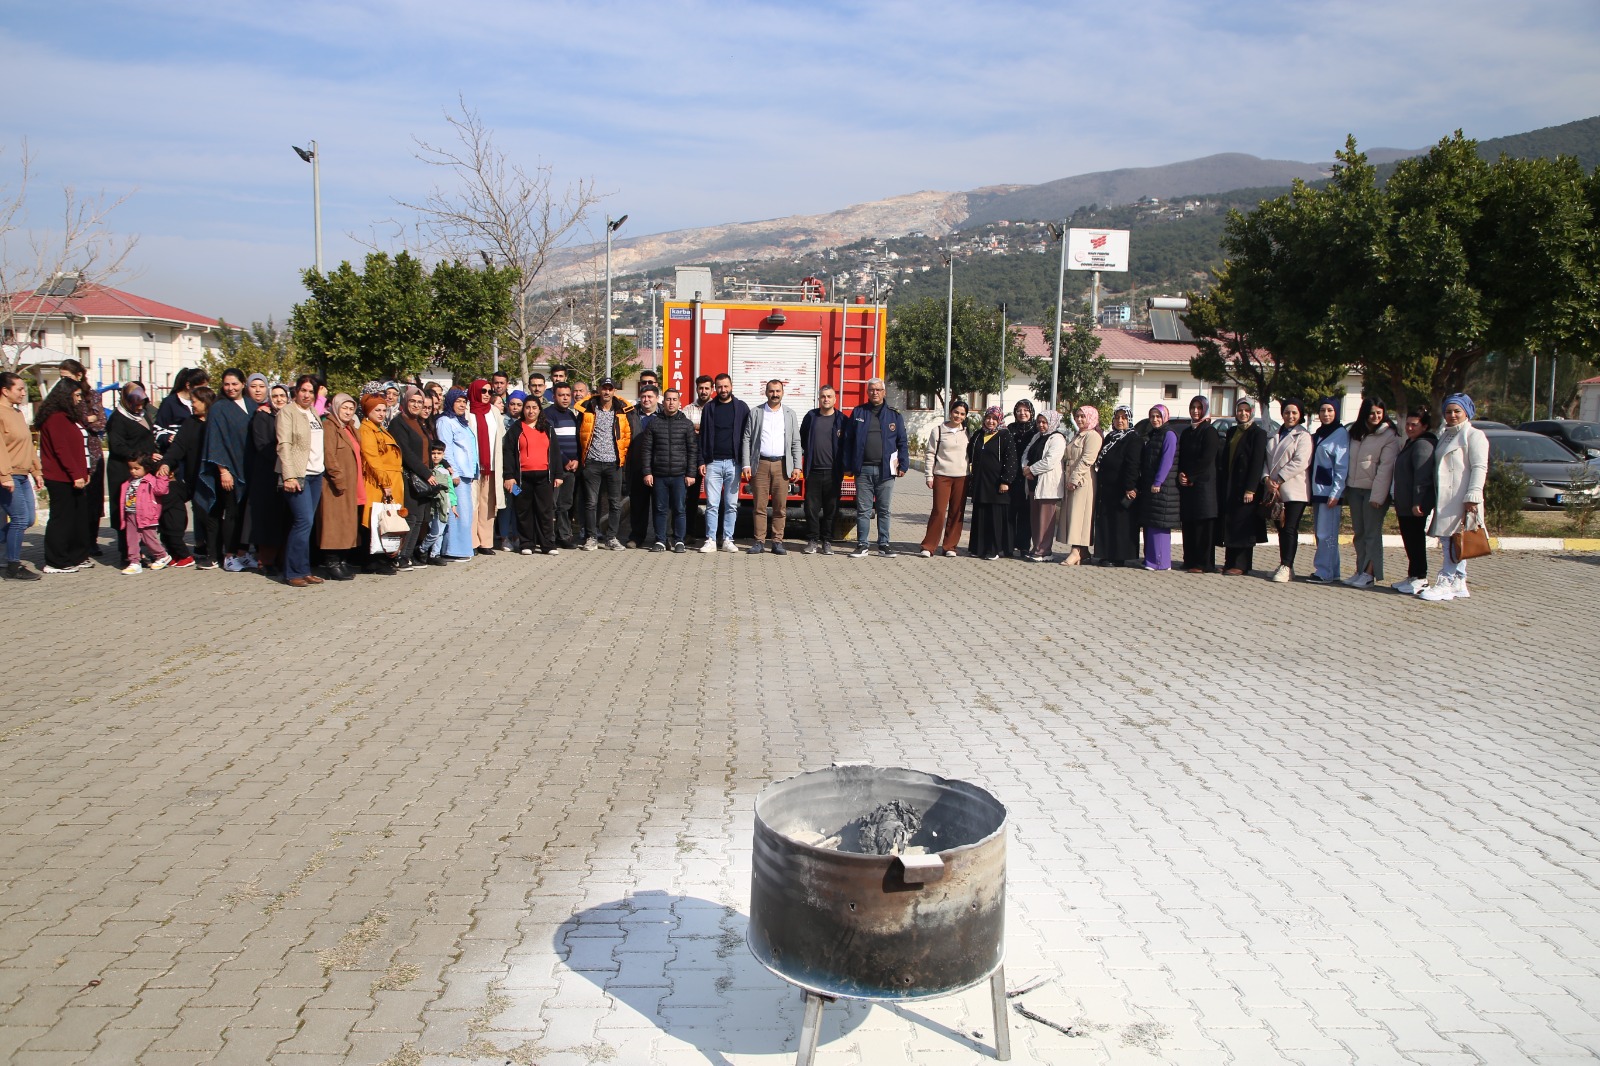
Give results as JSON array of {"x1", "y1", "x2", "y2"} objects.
[{"x1": 855, "y1": 800, "x2": 923, "y2": 855}]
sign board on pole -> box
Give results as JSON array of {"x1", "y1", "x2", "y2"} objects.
[{"x1": 1067, "y1": 228, "x2": 1130, "y2": 272}]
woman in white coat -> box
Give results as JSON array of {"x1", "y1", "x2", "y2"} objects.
[
  {"x1": 1419, "y1": 393, "x2": 1488, "y2": 602},
  {"x1": 1264, "y1": 398, "x2": 1313, "y2": 582},
  {"x1": 1020, "y1": 410, "x2": 1067, "y2": 561}
]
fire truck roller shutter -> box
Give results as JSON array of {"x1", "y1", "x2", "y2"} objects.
[{"x1": 728, "y1": 331, "x2": 821, "y2": 410}]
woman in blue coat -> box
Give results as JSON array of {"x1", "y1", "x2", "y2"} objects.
[
  {"x1": 1307, "y1": 397, "x2": 1350, "y2": 582},
  {"x1": 435, "y1": 388, "x2": 479, "y2": 560}
]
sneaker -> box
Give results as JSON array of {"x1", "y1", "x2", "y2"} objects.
[
  {"x1": 673, "y1": 542, "x2": 686, "y2": 554},
  {"x1": 151, "y1": 555, "x2": 173, "y2": 571},
  {"x1": 820, "y1": 542, "x2": 834, "y2": 556},
  {"x1": 919, "y1": 549, "x2": 933, "y2": 558},
  {"x1": 748, "y1": 542, "x2": 765, "y2": 554},
  {"x1": 771, "y1": 542, "x2": 787, "y2": 555},
  {"x1": 877, "y1": 547, "x2": 895, "y2": 558},
  {"x1": 545, "y1": 547, "x2": 560, "y2": 556},
  {"x1": 77, "y1": 557, "x2": 96, "y2": 568},
  {"x1": 1340, "y1": 572, "x2": 1362, "y2": 585},
  {"x1": 606, "y1": 538, "x2": 624, "y2": 551},
  {"x1": 1452, "y1": 575, "x2": 1471, "y2": 599},
  {"x1": 720, "y1": 540, "x2": 739, "y2": 553},
  {"x1": 1348, "y1": 572, "x2": 1375, "y2": 588},
  {"x1": 698, "y1": 540, "x2": 717, "y2": 554},
  {"x1": 3, "y1": 561, "x2": 40, "y2": 581},
  {"x1": 1306, "y1": 573, "x2": 1331, "y2": 583},
  {"x1": 1392, "y1": 577, "x2": 1419, "y2": 595},
  {"x1": 169, "y1": 556, "x2": 195, "y2": 569},
  {"x1": 222, "y1": 556, "x2": 245, "y2": 572},
  {"x1": 1419, "y1": 581, "x2": 1457, "y2": 602},
  {"x1": 196, "y1": 558, "x2": 219, "y2": 570},
  {"x1": 241, "y1": 550, "x2": 259, "y2": 570},
  {"x1": 943, "y1": 550, "x2": 957, "y2": 558},
  {"x1": 849, "y1": 546, "x2": 871, "y2": 558},
  {"x1": 121, "y1": 563, "x2": 142, "y2": 575},
  {"x1": 581, "y1": 538, "x2": 599, "y2": 551},
  {"x1": 650, "y1": 541, "x2": 667, "y2": 553},
  {"x1": 42, "y1": 564, "x2": 78, "y2": 574},
  {"x1": 1270, "y1": 565, "x2": 1292, "y2": 583}
]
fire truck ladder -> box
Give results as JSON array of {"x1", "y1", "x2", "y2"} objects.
[{"x1": 835, "y1": 302, "x2": 880, "y2": 396}]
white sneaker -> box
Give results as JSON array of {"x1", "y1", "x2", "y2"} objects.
[
  {"x1": 241, "y1": 550, "x2": 259, "y2": 570},
  {"x1": 1349, "y1": 572, "x2": 1375, "y2": 588},
  {"x1": 222, "y1": 555, "x2": 244, "y2": 572},
  {"x1": 919, "y1": 549, "x2": 932, "y2": 558},
  {"x1": 1419, "y1": 580, "x2": 1457, "y2": 602},
  {"x1": 1340, "y1": 572, "x2": 1362, "y2": 585},
  {"x1": 1270, "y1": 565, "x2": 1291, "y2": 583},
  {"x1": 1452, "y1": 576, "x2": 1470, "y2": 599},
  {"x1": 698, "y1": 540, "x2": 717, "y2": 554},
  {"x1": 1392, "y1": 577, "x2": 1419, "y2": 595},
  {"x1": 151, "y1": 555, "x2": 173, "y2": 571},
  {"x1": 720, "y1": 540, "x2": 739, "y2": 553},
  {"x1": 42, "y1": 564, "x2": 77, "y2": 574},
  {"x1": 121, "y1": 563, "x2": 142, "y2": 575}
]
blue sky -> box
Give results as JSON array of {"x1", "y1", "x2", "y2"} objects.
[{"x1": 4, "y1": 0, "x2": 1598, "y2": 323}]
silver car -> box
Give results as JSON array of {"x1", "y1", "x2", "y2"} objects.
[{"x1": 1483, "y1": 429, "x2": 1600, "y2": 508}]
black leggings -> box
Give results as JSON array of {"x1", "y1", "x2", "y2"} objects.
[
  {"x1": 1396, "y1": 512, "x2": 1430, "y2": 579},
  {"x1": 1278, "y1": 502, "x2": 1307, "y2": 569}
]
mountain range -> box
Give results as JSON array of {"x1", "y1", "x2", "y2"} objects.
[{"x1": 567, "y1": 114, "x2": 1600, "y2": 286}]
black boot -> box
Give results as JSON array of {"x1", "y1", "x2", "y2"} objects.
[{"x1": 4, "y1": 561, "x2": 40, "y2": 581}]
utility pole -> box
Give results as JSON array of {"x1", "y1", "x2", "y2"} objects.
[
  {"x1": 605, "y1": 214, "x2": 628, "y2": 380},
  {"x1": 292, "y1": 141, "x2": 323, "y2": 275},
  {"x1": 943, "y1": 242, "x2": 955, "y2": 412},
  {"x1": 1048, "y1": 221, "x2": 1068, "y2": 413}
]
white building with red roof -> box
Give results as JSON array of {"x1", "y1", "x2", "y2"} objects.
[
  {"x1": 2, "y1": 276, "x2": 227, "y2": 396},
  {"x1": 1580, "y1": 375, "x2": 1600, "y2": 423}
]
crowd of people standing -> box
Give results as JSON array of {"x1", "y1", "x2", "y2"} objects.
[{"x1": 1, "y1": 357, "x2": 1490, "y2": 603}]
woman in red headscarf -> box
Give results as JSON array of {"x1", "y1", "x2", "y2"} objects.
[{"x1": 467, "y1": 379, "x2": 505, "y2": 552}]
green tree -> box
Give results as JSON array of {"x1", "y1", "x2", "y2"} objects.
[
  {"x1": 430, "y1": 258, "x2": 520, "y2": 383},
  {"x1": 203, "y1": 318, "x2": 303, "y2": 384},
  {"x1": 563, "y1": 332, "x2": 641, "y2": 390},
  {"x1": 886, "y1": 295, "x2": 1021, "y2": 412},
  {"x1": 1023, "y1": 317, "x2": 1116, "y2": 414}
]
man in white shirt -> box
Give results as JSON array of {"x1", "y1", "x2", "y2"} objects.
[{"x1": 740, "y1": 379, "x2": 802, "y2": 554}]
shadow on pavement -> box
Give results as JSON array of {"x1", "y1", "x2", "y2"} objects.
[{"x1": 556, "y1": 890, "x2": 869, "y2": 1063}]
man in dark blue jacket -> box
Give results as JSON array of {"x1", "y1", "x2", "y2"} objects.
[
  {"x1": 696, "y1": 373, "x2": 750, "y2": 552},
  {"x1": 844, "y1": 378, "x2": 908, "y2": 557},
  {"x1": 799, "y1": 385, "x2": 846, "y2": 554}
]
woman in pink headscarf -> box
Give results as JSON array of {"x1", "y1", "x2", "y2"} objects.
[{"x1": 1057, "y1": 405, "x2": 1102, "y2": 564}]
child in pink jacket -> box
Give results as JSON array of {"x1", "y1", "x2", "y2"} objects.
[{"x1": 121, "y1": 454, "x2": 173, "y2": 574}]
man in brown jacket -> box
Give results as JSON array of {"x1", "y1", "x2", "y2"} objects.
[{"x1": 0, "y1": 372, "x2": 44, "y2": 579}]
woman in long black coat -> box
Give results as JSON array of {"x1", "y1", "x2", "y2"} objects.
[
  {"x1": 1177, "y1": 396, "x2": 1219, "y2": 573},
  {"x1": 1093, "y1": 406, "x2": 1142, "y2": 566},
  {"x1": 1004, "y1": 399, "x2": 1036, "y2": 558},
  {"x1": 247, "y1": 383, "x2": 290, "y2": 570},
  {"x1": 968, "y1": 406, "x2": 1019, "y2": 560},
  {"x1": 1219, "y1": 397, "x2": 1270, "y2": 574}
]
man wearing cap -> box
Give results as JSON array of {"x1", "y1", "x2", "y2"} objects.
[
  {"x1": 740, "y1": 379, "x2": 802, "y2": 554},
  {"x1": 576, "y1": 377, "x2": 632, "y2": 550}
]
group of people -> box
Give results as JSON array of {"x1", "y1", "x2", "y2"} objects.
[
  {"x1": 1, "y1": 357, "x2": 1489, "y2": 602},
  {"x1": 915, "y1": 391, "x2": 1488, "y2": 602}
]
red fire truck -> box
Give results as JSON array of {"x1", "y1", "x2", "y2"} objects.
[{"x1": 657, "y1": 271, "x2": 887, "y2": 529}]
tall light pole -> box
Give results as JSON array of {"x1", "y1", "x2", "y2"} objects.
[
  {"x1": 1047, "y1": 221, "x2": 1068, "y2": 413},
  {"x1": 648, "y1": 281, "x2": 666, "y2": 383},
  {"x1": 943, "y1": 243, "x2": 955, "y2": 412},
  {"x1": 997, "y1": 301, "x2": 1007, "y2": 413},
  {"x1": 605, "y1": 214, "x2": 628, "y2": 380},
  {"x1": 291, "y1": 142, "x2": 322, "y2": 274}
]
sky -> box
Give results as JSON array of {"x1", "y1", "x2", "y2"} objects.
[{"x1": 3, "y1": 0, "x2": 1599, "y2": 324}]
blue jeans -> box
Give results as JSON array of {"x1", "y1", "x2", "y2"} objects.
[
  {"x1": 653, "y1": 476, "x2": 688, "y2": 545},
  {"x1": 704, "y1": 459, "x2": 738, "y2": 543},
  {"x1": 1, "y1": 475, "x2": 36, "y2": 564},
  {"x1": 855, "y1": 467, "x2": 894, "y2": 549},
  {"x1": 422, "y1": 512, "x2": 446, "y2": 558},
  {"x1": 283, "y1": 473, "x2": 324, "y2": 580},
  {"x1": 1311, "y1": 498, "x2": 1342, "y2": 580}
]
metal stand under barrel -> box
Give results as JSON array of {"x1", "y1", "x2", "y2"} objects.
[{"x1": 792, "y1": 967, "x2": 1011, "y2": 1065}]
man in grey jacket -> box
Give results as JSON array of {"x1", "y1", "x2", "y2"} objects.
[{"x1": 741, "y1": 379, "x2": 803, "y2": 554}]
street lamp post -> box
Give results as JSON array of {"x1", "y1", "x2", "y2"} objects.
[
  {"x1": 943, "y1": 243, "x2": 955, "y2": 413},
  {"x1": 291, "y1": 142, "x2": 322, "y2": 274},
  {"x1": 1047, "y1": 221, "x2": 1068, "y2": 413},
  {"x1": 605, "y1": 214, "x2": 628, "y2": 380}
]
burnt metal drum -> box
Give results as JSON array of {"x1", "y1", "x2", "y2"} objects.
[{"x1": 748, "y1": 765, "x2": 1007, "y2": 1001}]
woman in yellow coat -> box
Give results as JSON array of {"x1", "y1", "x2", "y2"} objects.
[{"x1": 358, "y1": 395, "x2": 405, "y2": 573}]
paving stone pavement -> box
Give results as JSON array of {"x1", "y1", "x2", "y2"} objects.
[{"x1": 2, "y1": 480, "x2": 1598, "y2": 1066}]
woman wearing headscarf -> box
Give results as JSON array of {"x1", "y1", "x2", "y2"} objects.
[
  {"x1": 54, "y1": 362, "x2": 108, "y2": 557},
  {"x1": 467, "y1": 378, "x2": 505, "y2": 554},
  {"x1": 358, "y1": 394, "x2": 405, "y2": 574},
  {"x1": 1092, "y1": 406, "x2": 1142, "y2": 566},
  {"x1": 1139, "y1": 404, "x2": 1179, "y2": 570},
  {"x1": 1419, "y1": 393, "x2": 1489, "y2": 602},
  {"x1": 106, "y1": 382, "x2": 157, "y2": 568},
  {"x1": 1263, "y1": 398, "x2": 1313, "y2": 582},
  {"x1": 35, "y1": 379, "x2": 93, "y2": 573},
  {"x1": 389, "y1": 385, "x2": 438, "y2": 571},
  {"x1": 435, "y1": 387, "x2": 478, "y2": 560},
  {"x1": 1177, "y1": 395, "x2": 1219, "y2": 573},
  {"x1": 1057, "y1": 405, "x2": 1102, "y2": 565},
  {"x1": 1218, "y1": 397, "x2": 1269, "y2": 575},
  {"x1": 1343, "y1": 396, "x2": 1401, "y2": 588},
  {"x1": 246, "y1": 383, "x2": 290, "y2": 572},
  {"x1": 966, "y1": 406, "x2": 1018, "y2": 560},
  {"x1": 1391, "y1": 406, "x2": 1437, "y2": 596},
  {"x1": 1020, "y1": 410, "x2": 1067, "y2": 561},
  {"x1": 1308, "y1": 397, "x2": 1350, "y2": 582},
  {"x1": 317, "y1": 393, "x2": 364, "y2": 581},
  {"x1": 1005, "y1": 399, "x2": 1036, "y2": 558}
]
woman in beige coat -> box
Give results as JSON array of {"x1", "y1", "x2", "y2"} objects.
[{"x1": 1057, "y1": 406, "x2": 1102, "y2": 565}]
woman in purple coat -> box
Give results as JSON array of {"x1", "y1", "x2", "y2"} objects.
[{"x1": 1139, "y1": 404, "x2": 1180, "y2": 571}]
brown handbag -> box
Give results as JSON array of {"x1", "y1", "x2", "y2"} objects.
[{"x1": 1451, "y1": 513, "x2": 1491, "y2": 560}]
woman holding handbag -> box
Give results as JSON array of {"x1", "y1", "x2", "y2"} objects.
[
  {"x1": 1263, "y1": 399, "x2": 1314, "y2": 582},
  {"x1": 358, "y1": 395, "x2": 406, "y2": 575},
  {"x1": 1419, "y1": 393, "x2": 1489, "y2": 602}
]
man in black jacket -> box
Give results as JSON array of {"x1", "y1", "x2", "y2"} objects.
[
  {"x1": 624, "y1": 386, "x2": 659, "y2": 548},
  {"x1": 643, "y1": 388, "x2": 698, "y2": 552},
  {"x1": 799, "y1": 385, "x2": 846, "y2": 554}
]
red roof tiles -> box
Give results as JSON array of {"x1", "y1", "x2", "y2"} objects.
[{"x1": 6, "y1": 284, "x2": 221, "y2": 329}]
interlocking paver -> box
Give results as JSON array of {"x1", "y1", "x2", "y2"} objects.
[{"x1": 2, "y1": 498, "x2": 1598, "y2": 1062}]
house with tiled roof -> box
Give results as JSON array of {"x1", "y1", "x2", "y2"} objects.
[
  {"x1": 895, "y1": 322, "x2": 1362, "y2": 437},
  {"x1": 2, "y1": 276, "x2": 227, "y2": 396},
  {"x1": 1580, "y1": 375, "x2": 1600, "y2": 423}
]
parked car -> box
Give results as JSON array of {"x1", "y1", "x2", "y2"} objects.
[
  {"x1": 1482, "y1": 429, "x2": 1600, "y2": 508},
  {"x1": 1519, "y1": 420, "x2": 1600, "y2": 459}
]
